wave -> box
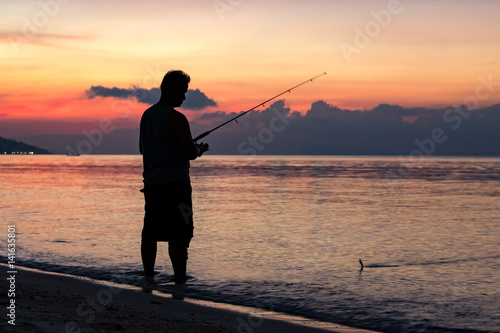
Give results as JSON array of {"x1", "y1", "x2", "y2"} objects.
[
  {"x1": 14, "y1": 259, "x2": 499, "y2": 333},
  {"x1": 2, "y1": 156, "x2": 500, "y2": 182},
  {"x1": 365, "y1": 255, "x2": 500, "y2": 269}
]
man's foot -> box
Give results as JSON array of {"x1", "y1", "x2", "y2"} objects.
[
  {"x1": 169, "y1": 245, "x2": 188, "y2": 285},
  {"x1": 174, "y1": 276, "x2": 187, "y2": 285},
  {"x1": 141, "y1": 240, "x2": 157, "y2": 278},
  {"x1": 144, "y1": 270, "x2": 157, "y2": 278}
]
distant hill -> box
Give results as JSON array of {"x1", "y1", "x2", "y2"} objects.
[{"x1": 0, "y1": 136, "x2": 51, "y2": 154}]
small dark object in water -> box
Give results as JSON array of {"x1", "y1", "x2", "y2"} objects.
[{"x1": 359, "y1": 259, "x2": 364, "y2": 271}]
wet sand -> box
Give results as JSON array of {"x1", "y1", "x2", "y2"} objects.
[{"x1": 1, "y1": 265, "x2": 380, "y2": 333}]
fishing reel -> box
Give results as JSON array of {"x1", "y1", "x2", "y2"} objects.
[{"x1": 197, "y1": 142, "x2": 209, "y2": 156}]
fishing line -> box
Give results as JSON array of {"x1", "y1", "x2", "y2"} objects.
[{"x1": 193, "y1": 72, "x2": 327, "y2": 142}]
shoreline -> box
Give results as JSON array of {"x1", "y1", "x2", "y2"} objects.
[{"x1": 1, "y1": 264, "x2": 380, "y2": 333}]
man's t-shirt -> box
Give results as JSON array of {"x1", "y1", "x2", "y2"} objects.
[{"x1": 140, "y1": 104, "x2": 190, "y2": 184}]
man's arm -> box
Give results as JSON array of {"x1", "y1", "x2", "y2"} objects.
[
  {"x1": 169, "y1": 111, "x2": 200, "y2": 160},
  {"x1": 139, "y1": 131, "x2": 143, "y2": 155}
]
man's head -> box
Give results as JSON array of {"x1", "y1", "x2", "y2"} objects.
[{"x1": 160, "y1": 70, "x2": 191, "y2": 107}]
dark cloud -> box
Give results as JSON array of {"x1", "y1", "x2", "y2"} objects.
[
  {"x1": 183, "y1": 89, "x2": 217, "y2": 110},
  {"x1": 5, "y1": 100, "x2": 500, "y2": 156},
  {"x1": 85, "y1": 85, "x2": 160, "y2": 104},
  {"x1": 189, "y1": 100, "x2": 500, "y2": 156},
  {"x1": 200, "y1": 111, "x2": 227, "y2": 120},
  {"x1": 85, "y1": 86, "x2": 216, "y2": 109}
]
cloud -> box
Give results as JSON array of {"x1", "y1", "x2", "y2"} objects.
[
  {"x1": 0, "y1": 31, "x2": 88, "y2": 41},
  {"x1": 183, "y1": 89, "x2": 217, "y2": 109},
  {"x1": 85, "y1": 85, "x2": 217, "y2": 109},
  {"x1": 0, "y1": 31, "x2": 90, "y2": 52},
  {"x1": 200, "y1": 111, "x2": 227, "y2": 120},
  {"x1": 5, "y1": 100, "x2": 500, "y2": 156},
  {"x1": 85, "y1": 85, "x2": 160, "y2": 104},
  {"x1": 188, "y1": 100, "x2": 500, "y2": 156}
]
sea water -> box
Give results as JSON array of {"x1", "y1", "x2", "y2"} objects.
[{"x1": 0, "y1": 155, "x2": 499, "y2": 333}]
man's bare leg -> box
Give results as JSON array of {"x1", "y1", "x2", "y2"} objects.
[
  {"x1": 168, "y1": 243, "x2": 187, "y2": 284},
  {"x1": 141, "y1": 240, "x2": 157, "y2": 277}
]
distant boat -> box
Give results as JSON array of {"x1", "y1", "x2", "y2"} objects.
[{"x1": 66, "y1": 153, "x2": 80, "y2": 156}]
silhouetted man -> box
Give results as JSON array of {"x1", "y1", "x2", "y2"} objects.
[{"x1": 139, "y1": 70, "x2": 208, "y2": 284}]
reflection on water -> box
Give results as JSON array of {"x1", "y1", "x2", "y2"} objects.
[{"x1": 1, "y1": 155, "x2": 499, "y2": 333}]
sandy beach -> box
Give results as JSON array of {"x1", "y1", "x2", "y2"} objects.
[{"x1": 1, "y1": 265, "x2": 379, "y2": 333}]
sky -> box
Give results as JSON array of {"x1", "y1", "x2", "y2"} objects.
[{"x1": 1, "y1": 0, "x2": 499, "y2": 154}]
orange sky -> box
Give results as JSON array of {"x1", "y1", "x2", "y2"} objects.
[{"x1": 1, "y1": 0, "x2": 500, "y2": 134}]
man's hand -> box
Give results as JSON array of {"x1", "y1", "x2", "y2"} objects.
[{"x1": 197, "y1": 142, "x2": 209, "y2": 157}]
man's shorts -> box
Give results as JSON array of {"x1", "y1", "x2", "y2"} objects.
[{"x1": 141, "y1": 181, "x2": 193, "y2": 247}]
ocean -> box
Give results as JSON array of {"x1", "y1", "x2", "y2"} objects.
[{"x1": 1, "y1": 155, "x2": 499, "y2": 333}]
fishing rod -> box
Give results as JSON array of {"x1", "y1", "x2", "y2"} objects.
[{"x1": 193, "y1": 72, "x2": 327, "y2": 142}]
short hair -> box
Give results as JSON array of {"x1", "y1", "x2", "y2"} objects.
[{"x1": 160, "y1": 70, "x2": 190, "y2": 94}]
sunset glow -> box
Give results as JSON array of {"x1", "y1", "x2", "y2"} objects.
[{"x1": 1, "y1": 0, "x2": 499, "y2": 153}]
